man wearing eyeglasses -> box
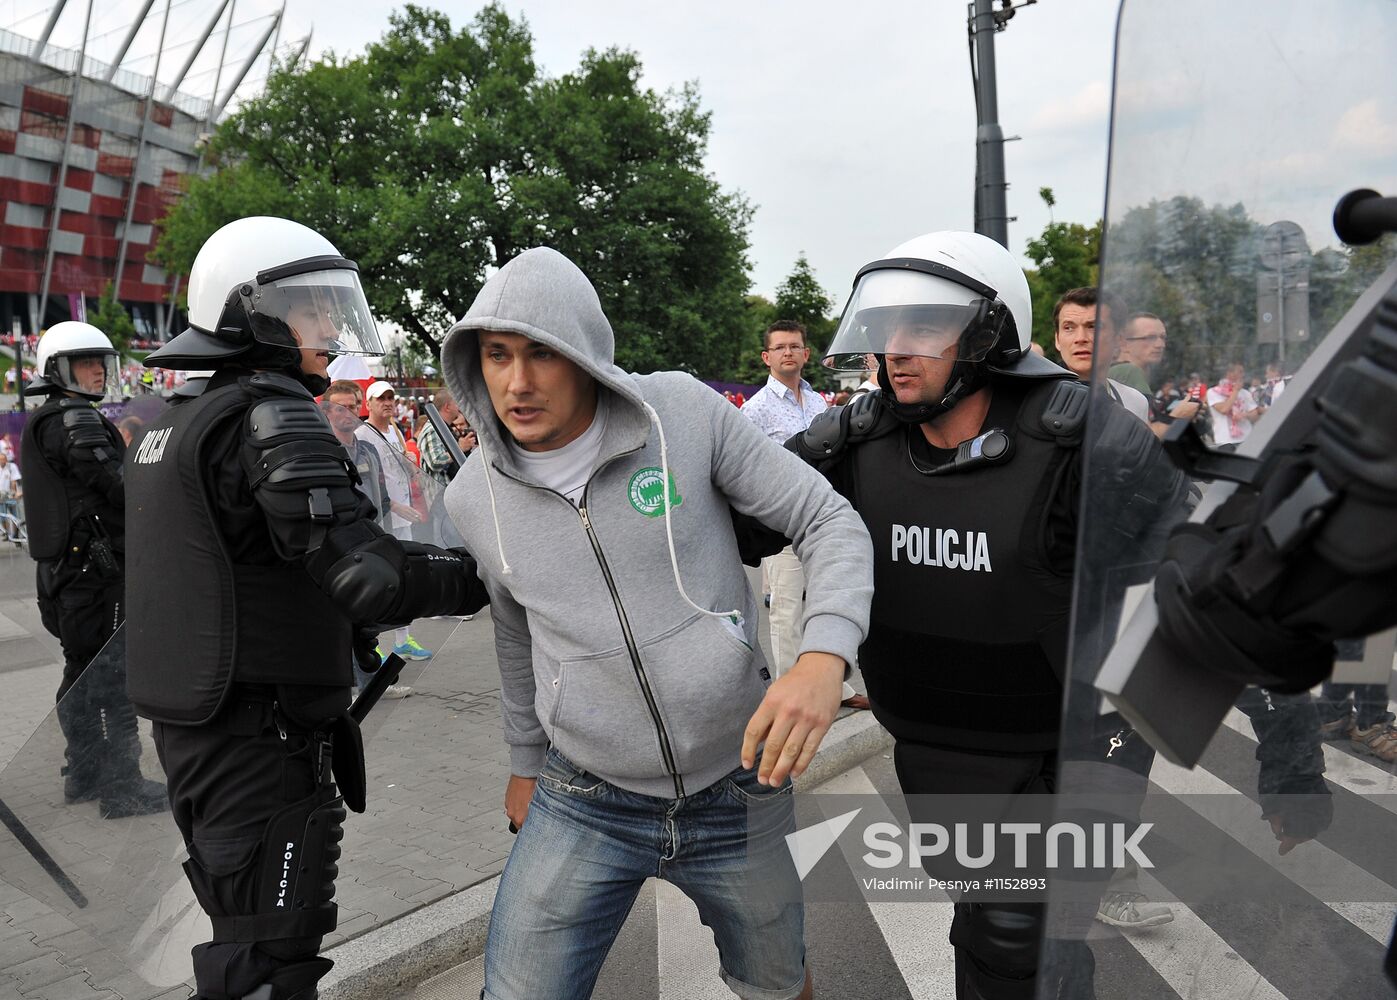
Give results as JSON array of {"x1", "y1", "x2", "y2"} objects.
[
  {"x1": 743, "y1": 322, "x2": 867, "y2": 708},
  {"x1": 1109, "y1": 312, "x2": 1200, "y2": 437}
]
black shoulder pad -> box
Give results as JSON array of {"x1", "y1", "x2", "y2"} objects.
[
  {"x1": 246, "y1": 371, "x2": 314, "y2": 400},
  {"x1": 242, "y1": 395, "x2": 361, "y2": 560},
  {"x1": 59, "y1": 401, "x2": 103, "y2": 429},
  {"x1": 243, "y1": 396, "x2": 353, "y2": 493},
  {"x1": 60, "y1": 401, "x2": 114, "y2": 449},
  {"x1": 791, "y1": 390, "x2": 898, "y2": 465},
  {"x1": 1039, "y1": 379, "x2": 1089, "y2": 444}
]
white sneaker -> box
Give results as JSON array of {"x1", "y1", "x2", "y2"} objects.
[
  {"x1": 1095, "y1": 891, "x2": 1174, "y2": 929},
  {"x1": 380, "y1": 684, "x2": 414, "y2": 700}
]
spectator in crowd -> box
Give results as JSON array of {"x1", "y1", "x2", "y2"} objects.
[
  {"x1": 743, "y1": 320, "x2": 867, "y2": 710},
  {"x1": 1261, "y1": 361, "x2": 1289, "y2": 407},
  {"x1": 440, "y1": 246, "x2": 873, "y2": 1000},
  {"x1": 1317, "y1": 651, "x2": 1397, "y2": 763},
  {"x1": 418, "y1": 387, "x2": 469, "y2": 487},
  {"x1": 1207, "y1": 361, "x2": 1266, "y2": 449},
  {"x1": 1052, "y1": 287, "x2": 1150, "y2": 422},
  {"x1": 117, "y1": 416, "x2": 144, "y2": 447},
  {"x1": 356, "y1": 380, "x2": 433, "y2": 661},
  {"x1": 321, "y1": 380, "x2": 413, "y2": 700},
  {"x1": 0, "y1": 450, "x2": 20, "y2": 541},
  {"x1": 1111, "y1": 313, "x2": 1200, "y2": 437}
]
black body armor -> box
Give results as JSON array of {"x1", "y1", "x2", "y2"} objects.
[
  {"x1": 20, "y1": 397, "x2": 125, "y2": 562},
  {"x1": 125, "y1": 374, "x2": 357, "y2": 723},
  {"x1": 846, "y1": 380, "x2": 1076, "y2": 752}
]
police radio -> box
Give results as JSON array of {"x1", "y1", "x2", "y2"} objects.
[{"x1": 906, "y1": 427, "x2": 1012, "y2": 477}]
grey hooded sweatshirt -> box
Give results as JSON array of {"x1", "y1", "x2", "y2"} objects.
[{"x1": 442, "y1": 247, "x2": 873, "y2": 799}]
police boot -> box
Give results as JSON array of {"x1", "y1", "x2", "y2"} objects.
[
  {"x1": 56, "y1": 686, "x2": 102, "y2": 804},
  {"x1": 97, "y1": 746, "x2": 167, "y2": 819},
  {"x1": 92, "y1": 707, "x2": 166, "y2": 819},
  {"x1": 234, "y1": 959, "x2": 332, "y2": 1000}
]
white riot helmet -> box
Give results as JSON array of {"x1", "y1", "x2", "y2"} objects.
[
  {"x1": 28, "y1": 321, "x2": 120, "y2": 401},
  {"x1": 824, "y1": 231, "x2": 1064, "y2": 423},
  {"x1": 147, "y1": 217, "x2": 384, "y2": 393}
]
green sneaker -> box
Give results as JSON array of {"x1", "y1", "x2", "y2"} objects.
[{"x1": 394, "y1": 637, "x2": 433, "y2": 661}]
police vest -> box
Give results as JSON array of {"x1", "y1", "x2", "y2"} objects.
[
  {"x1": 19, "y1": 397, "x2": 125, "y2": 562},
  {"x1": 848, "y1": 380, "x2": 1075, "y2": 753},
  {"x1": 125, "y1": 377, "x2": 353, "y2": 725}
]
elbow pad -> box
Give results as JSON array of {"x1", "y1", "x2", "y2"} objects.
[{"x1": 312, "y1": 520, "x2": 485, "y2": 625}]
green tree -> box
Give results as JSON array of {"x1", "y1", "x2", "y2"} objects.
[
  {"x1": 1093, "y1": 195, "x2": 1397, "y2": 382},
  {"x1": 1023, "y1": 191, "x2": 1101, "y2": 350},
  {"x1": 88, "y1": 282, "x2": 136, "y2": 355},
  {"x1": 155, "y1": 4, "x2": 753, "y2": 377},
  {"x1": 771, "y1": 253, "x2": 837, "y2": 390},
  {"x1": 729, "y1": 293, "x2": 775, "y2": 385}
]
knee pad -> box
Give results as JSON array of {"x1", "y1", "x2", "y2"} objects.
[
  {"x1": 191, "y1": 784, "x2": 346, "y2": 948},
  {"x1": 950, "y1": 901, "x2": 1044, "y2": 991}
]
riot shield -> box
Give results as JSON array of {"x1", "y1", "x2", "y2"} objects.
[
  {"x1": 0, "y1": 402, "x2": 472, "y2": 996},
  {"x1": 1044, "y1": 1, "x2": 1397, "y2": 996}
]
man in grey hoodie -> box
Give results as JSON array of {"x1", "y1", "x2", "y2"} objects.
[{"x1": 441, "y1": 247, "x2": 874, "y2": 1000}]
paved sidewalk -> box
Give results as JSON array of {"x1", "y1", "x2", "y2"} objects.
[{"x1": 0, "y1": 552, "x2": 871, "y2": 998}]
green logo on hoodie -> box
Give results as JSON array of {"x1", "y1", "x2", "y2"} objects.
[{"x1": 627, "y1": 467, "x2": 683, "y2": 517}]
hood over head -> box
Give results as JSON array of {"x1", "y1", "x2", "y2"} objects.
[{"x1": 441, "y1": 246, "x2": 648, "y2": 468}]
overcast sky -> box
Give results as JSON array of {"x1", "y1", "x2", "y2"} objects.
[{"x1": 13, "y1": 0, "x2": 1123, "y2": 303}]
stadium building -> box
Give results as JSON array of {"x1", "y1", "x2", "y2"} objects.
[{"x1": 0, "y1": 0, "x2": 307, "y2": 343}]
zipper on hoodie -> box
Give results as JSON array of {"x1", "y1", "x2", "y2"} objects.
[
  {"x1": 578, "y1": 494, "x2": 686, "y2": 800},
  {"x1": 491, "y1": 457, "x2": 686, "y2": 800}
]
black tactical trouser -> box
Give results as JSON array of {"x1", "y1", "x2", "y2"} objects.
[
  {"x1": 893, "y1": 740, "x2": 1095, "y2": 1000},
  {"x1": 36, "y1": 567, "x2": 143, "y2": 791},
  {"x1": 153, "y1": 689, "x2": 348, "y2": 1000}
]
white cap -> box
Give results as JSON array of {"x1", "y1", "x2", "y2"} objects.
[{"x1": 365, "y1": 380, "x2": 396, "y2": 400}]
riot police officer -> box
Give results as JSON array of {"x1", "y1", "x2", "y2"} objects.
[
  {"x1": 789, "y1": 232, "x2": 1190, "y2": 1000},
  {"x1": 125, "y1": 216, "x2": 489, "y2": 1000},
  {"x1": 21, "y1": 321, "x2": 166, "y2": 819}
]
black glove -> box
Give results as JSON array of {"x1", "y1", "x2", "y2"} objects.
[
  {"x1": 1259, "y1": 774, "x2": 1334, "y2": 848},
  {"x1": 353, "y1": 627, "x2": 383, "y2": 674}
]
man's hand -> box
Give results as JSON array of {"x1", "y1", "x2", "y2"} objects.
[
  {"x1": 505, "y1": 774, "x2": 537, "y2": 830},
  {"x1": 1170, "y1": 400, "x2": 1200, "y2": 421},
  {"x1": 391, "y1": 500, "x2": 424, "y2": 524},
  {"x1": 742, "y1": 651, "x2": 844, "y2": 786}
]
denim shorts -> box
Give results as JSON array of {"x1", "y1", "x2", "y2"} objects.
[{"x1": 482, "y1": 748, "x2": 806, "y2": 1000}]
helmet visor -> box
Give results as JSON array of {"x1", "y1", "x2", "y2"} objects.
[
  {"x1": 54, "y1": 352, "x2": 120, "y2": 400},
  {"x1": 823, "y1": 267, "x2": 1001, "y2": 370},
  {"x1": 246, "y1": 268, "x2": 385, "y2": 357}
]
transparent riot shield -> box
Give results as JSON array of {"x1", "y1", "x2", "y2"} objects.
[
  {"x1": 0, "y1": 401, "x2": 473, "y2": 996},
  {"x1": 1044, "y1": 1, "x2": 1397, "y2": 996}
]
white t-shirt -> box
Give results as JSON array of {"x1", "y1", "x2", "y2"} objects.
[
  {"x1": 0, "y1": 463, "x2": 19, "y2": 497},
  {"x1": 506, "y1": 395, "x2": 610, "y2": 507},
  {"x1": 355, "y1": 421, "x2": 412, "y2": 533},
  {"x1": 1207, "y1": 384, "x2": 1258, "y2": 446}
]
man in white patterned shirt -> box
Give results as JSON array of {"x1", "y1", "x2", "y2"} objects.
[{"x1": 743, "y1": 321, "x2": 866, "y2": 708}]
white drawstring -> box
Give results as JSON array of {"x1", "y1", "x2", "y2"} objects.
[
  {"x1": 473, "y1": 397, "x2": 740, "y2": 613},
  {"x1": 640, "y1": 400, "x2": 741, "y2": 621},
  {"x1": 473, "y1": 434, "x2": 513, "y2": 576}
]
